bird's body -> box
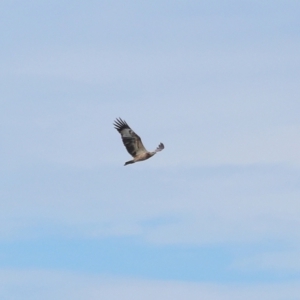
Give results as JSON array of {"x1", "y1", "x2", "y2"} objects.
[{"x1": 113, "y1": 118, "x2": 164, "y2": 166}]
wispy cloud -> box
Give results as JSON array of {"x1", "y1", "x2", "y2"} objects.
[
  {"x1": 0, "y1": 269, "x2": 300, "y2": 300},
  {"x1": 234, "y1": 249, "x2": 300, "y2": 272},
  {"x1": 1, "y1": 165, "x2": 299, "y2": 246}
]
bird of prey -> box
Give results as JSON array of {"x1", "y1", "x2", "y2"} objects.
[{"x1": 113, "y1": 118, "x2": 164, "y2": 166}]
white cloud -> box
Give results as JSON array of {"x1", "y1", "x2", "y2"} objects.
[
  {"x1": 1, "y1": 162, "x2": 299, "y2": 248},
  {"x1": 0, "y1": 269, "x2": 299, "y2": 300},
  {"x1": 1, "y1": 10, "x2": 300, "y2": 169},
  {"x1": 1, "y1": 0, "x2": 300, "y2": 252},
  {"x1": 233, "y1": 249, "x2": 300, "y2": 272},
  {"x1": 1, "y1": 93, "x2": 300, "y2": 170}
]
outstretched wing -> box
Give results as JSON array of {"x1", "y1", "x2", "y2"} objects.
[
  {"x1": 113, "y1": 118, "x2": 147, "y2": 157},
  {"x1": 155, "y1": 143, "x2": 164, "y2": 152}
]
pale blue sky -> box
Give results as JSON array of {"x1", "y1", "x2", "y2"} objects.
[{"x1": 1, "y1": 0, "x2": 300, "y2": 299}]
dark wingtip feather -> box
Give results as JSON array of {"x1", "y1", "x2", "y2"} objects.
[
  {"x1": 113, "y1": 118, "x2": 130, "y2": 132},
  {"x1": 155, "y1": 142, "x2": 164, "y2": 152}
]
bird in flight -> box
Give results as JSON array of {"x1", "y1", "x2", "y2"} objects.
[{"x1": 114, "y1": 118, "x2": 164, "y2": 166}]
